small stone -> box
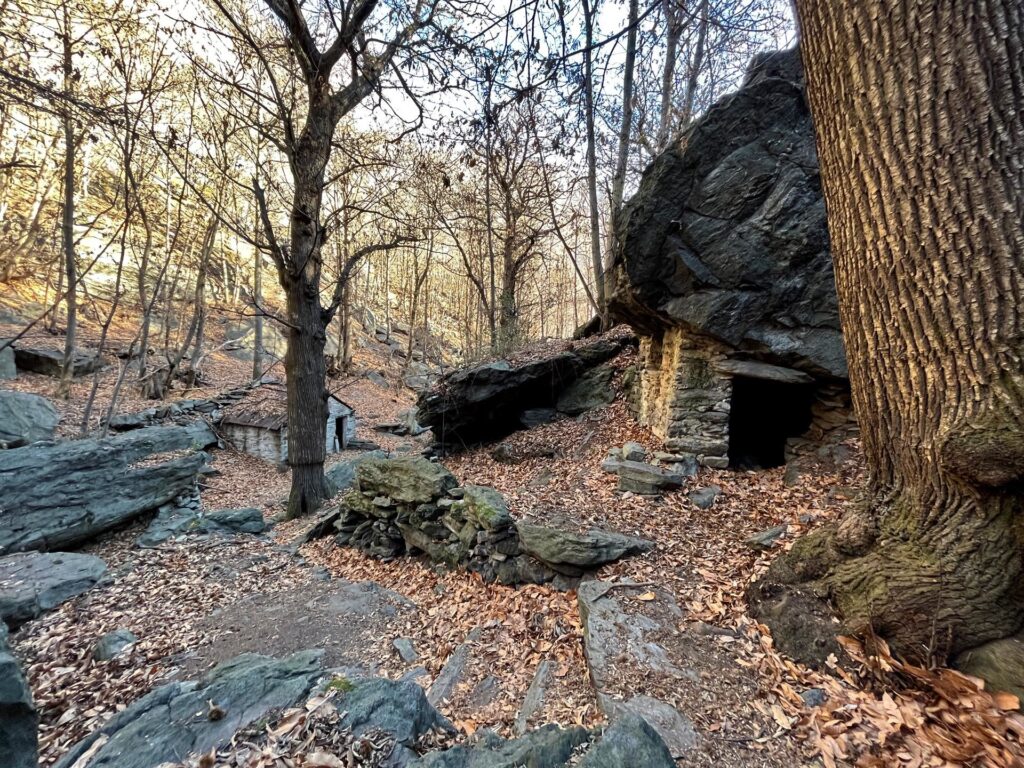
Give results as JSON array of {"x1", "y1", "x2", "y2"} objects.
[
  {"x1": 687, "y1": 486, "x2": 722, "y2": 510},
  {"x1": 701, "y1": 456, "x2": 730, "y2": 469},
  {"x1": 392, "y1": 637, "x2": 420, "y2": 664},
  {"x1": 745, "y1": 524, "x2": 788, "y2": 551},
  {"x1": 93, "y1": 629, "x2": 137, "y2": 661},
  {"x1": 622, "y1": 442, "x2": 646, "y2": 462},
  {"x1": 801, "y1": 688, "x2": 827, "y2": 707}
]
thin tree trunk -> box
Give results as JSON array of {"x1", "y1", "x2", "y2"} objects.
[
  {"x1": 58, "y1": 13, "x2": 77, "y2": 399},
  {"x1": 677, "y1": 0, "x2": 708, "y2": 131},
  {"x1": 582, "y1": 0, "x2": 607, "y2": 322},
  {"x1": 656, "y1": 0, "x2": 682, "y2": 151},
  {"x1": 610, "y1": 0, "x2": 639, "y2": 250},
  {"x1": 758, "y1": 0, "x2": 1024, "y2": 671}
]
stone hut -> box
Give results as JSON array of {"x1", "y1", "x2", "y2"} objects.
[
  {"x1": 608, "y1": 49, "x2": 855, "y2": 469},
  {"x1": 220, "y1": 381, "x2": 354, "y2": 463}
]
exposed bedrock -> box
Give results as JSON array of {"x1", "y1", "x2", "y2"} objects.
[{"x1": 0, "y1": 422, "x2": 217, "y2": 554}]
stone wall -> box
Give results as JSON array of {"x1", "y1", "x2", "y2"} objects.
[
  {"x1": 634, "y1": 327, "x2": 855, "y2": 469},
  {"x1": 784, "y1": 383, "x2": 858, "y2": 462},
  {"x1": 636, "y1": 329, "x2": 732, "y2": 469}
]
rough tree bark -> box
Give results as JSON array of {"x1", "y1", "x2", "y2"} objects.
[{"x1": 752, "y1": 1, "x2": 1024, "y2": 677}]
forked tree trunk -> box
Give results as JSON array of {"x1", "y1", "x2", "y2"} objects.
[{"x1": 756, "y1": 1, "x2": 1024, "y2": 671}]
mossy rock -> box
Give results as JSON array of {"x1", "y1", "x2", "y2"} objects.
[
  {"x1": 355, "y1": 457, "x2": 456, "y2": 504},
  {"x1": 454, "y1": 485, "x2": 512, "y2": 531},
  {"x1": 955, "y1": 634, "x2": 1024, "y2": 703}
]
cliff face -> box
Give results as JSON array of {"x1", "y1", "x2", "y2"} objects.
[
  {"x1": 609, "y1": 48, "x2": 845, "y2": 380},
  {"x1": 608, "y1": 49, "x2": 853, "y2": 468}
]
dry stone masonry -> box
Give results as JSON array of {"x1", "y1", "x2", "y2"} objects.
[
  {"x1": 609, "y1": 49, "x2": 854, "y2": 469},
  {"x1": 308, "y1": 456, "x2": 652, "y2": 586}
]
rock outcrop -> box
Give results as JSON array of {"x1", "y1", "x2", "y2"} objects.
[
  {"x1": 607, "y1": 48, "x2": 854, "y2": 469},
  {"x1": 54, "y1": 651, "x2": 325, "y2": 768},
  {"x1": 417, "y1": 332, "x2": 633, "y2": 451},
  {"x1": 0, "y1": 390, "x2": 59, "y2": 447},
  {"x1": 609, "y1": 48, "x2": 840, "y2": 374},
  {"x1": 0, "y1": 622, "x2": 37, "y2": 768},
  {"x1": 0, "y1": 422, "x2": 216, "y2": 554},
  {"x1": 0, "y1": 551, "x2": 108, "y2": 627}
]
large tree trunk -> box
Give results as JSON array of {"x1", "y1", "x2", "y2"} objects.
[
  {"x1": 754, "y1": 1, "x2": 1024, "y2": 674},
  {"x1": 281, "y1": 105, "x2": 333, "y2": 519},
  {"x1": 284, "y1": 274, "x2": 329, "y2": 518}
]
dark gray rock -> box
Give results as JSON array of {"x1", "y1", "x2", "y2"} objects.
[
  {"x1": 136, "y1": 505, "x2": 203, "y2": 548},
  {"x1": 428, "y1": 627, "x2": 482, "y2": 707},
  {"x1": 54, "y1": 650, "x2": 324, "y2": 768},
  {"x1": 0, "y1": 422, "x2": 216, "y2": 554},
  {"x1": 337, "y1": 677, "x2": 454, "y2": 746},
  {"x1": 393, "y1": 637, "x2": 420, "y2": 663},
  {"x1": 93, "y1": 629, "x2": 137, "y2": 661},
  {"x1": 687, "y1": 486, "x2": 722, "y2": 510},
  {"x1": 14, "y1": 345, "x2": 104, "y2": 377},
  {"x1": 0, "y1": 622, "x2": 37, "y2": 768},
  {"x1": 610, "y1": 460, "x2": 684, "y2": 495},
  {"x1": 517, "y1": 523, "x2": 653, "y2": 572},
  {"x1": 578, "y1": 713, "x2": 675, "y2": 768},
  {"x1": 745, "y1": 524, "x2": 788, "y2": 551},
  {"x1": 0, "y1": 342, "x2": 15, "y2": 380},
  {"x1": 412, "y1": 724, "x2": 590, "y2": 768},
  {"x1": 0, "y1": 551, "x2": 108, "y2": 627},
  {"x1": 556, "y1": 364, "x2": 615, "y2": 416},
  {"x1": 801, "y1": 688, "x2": 827, "y2": 707},
  {"x1": 608, "y1": 48, "x2": 845, "y2": 379},
  {"x1": 0, "y1": 390, "x2": 59, "y2": 448},
  {"x1": 621, "y1": 442, "x2": 646, "y2": 462},
  {"x1": 599, "y1": 696, "x2": 697, "y2": 758},
  {"x1": 515, "y1": 660, "x2": 553, "y2": 735},
  {"x1": 205, "y1": 507, "x2": 266, "y2": 535},
  {"x1": 417, "y1": 334, "x2": 633, "y2": 451},
  {"x1": 519, "y1": 408, "x2": 557, "y2": 429}
]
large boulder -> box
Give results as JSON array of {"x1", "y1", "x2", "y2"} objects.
[
  {"x1": 608, "y1": 48, "x2": 844, "y2": 379},
  {"x1": 0, "y1": 422, "x2": 216, "y2": 554},
  {"x1": 0, "y1": 622, "x2": 37, "y2": 768},
  {"x1": 54, "y1": 651, "x2": 324, "y2": 768},
  {"x1": 0, "y1": 551, "x2": 108, "y2": 627},
  {"x1": 13, "y1": 345, "x2": 104, "y2": 377},
  {"x1": 417, "y1": 333, "x2": 633, "y2": 451},
  {"x1": 0, "y1": 390, "x2": 59, "y2": 447}
]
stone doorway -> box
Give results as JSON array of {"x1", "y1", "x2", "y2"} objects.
[{"x1": 727, "y1": 376, "x2": 814, "y2": 469}]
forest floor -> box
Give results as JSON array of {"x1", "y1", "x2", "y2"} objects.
[{"x1": 4, "y1": 293, "x2": 1024, "y2": 768}]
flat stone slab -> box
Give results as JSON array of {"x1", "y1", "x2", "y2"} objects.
[
  {"x1": 603, "y1": 460, "x2": 685, "y2": 495},
  {"x1": 54, "y1": 650, "x2": 324, "y2": 768},
  {"x1": 0, "y1": 551, "x2": 107, "y2": 627},
  {"x1": 517, "y1": 523, "x2": 653, "y2": 572}
]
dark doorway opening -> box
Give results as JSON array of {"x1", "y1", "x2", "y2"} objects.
[{"x1": 727, "y1": 376, "x2": 814, "y2": 469}]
